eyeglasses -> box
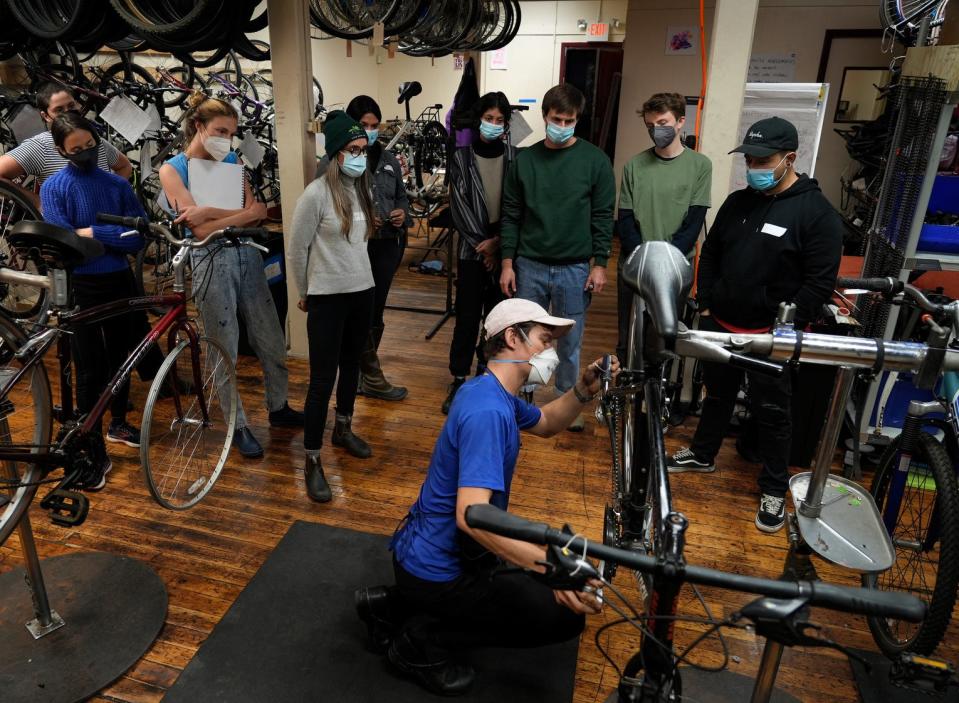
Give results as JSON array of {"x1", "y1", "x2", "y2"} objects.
[{"x1": 341, "y1": 146, "x2": 368, "y2": 158}]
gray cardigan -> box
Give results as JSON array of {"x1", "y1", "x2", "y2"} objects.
[{"x1": 288, "y1": 174, "x2": 374, "y2": 298}]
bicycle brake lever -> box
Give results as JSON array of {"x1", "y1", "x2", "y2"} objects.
[
  {"x1": 246, "y1": 242, "x2": 269, "y2": 253},
  {"x1": 529, "y1": 525, "x2": 600, "y2": 591}
]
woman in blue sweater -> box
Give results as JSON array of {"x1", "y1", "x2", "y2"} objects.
[{"x1": 41, "y1": 113, "x2": 146, "y2": 489}]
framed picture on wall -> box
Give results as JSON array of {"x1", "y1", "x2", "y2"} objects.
[{"x1": 666, "y1": 26, "x2": 697, "y2": 55}]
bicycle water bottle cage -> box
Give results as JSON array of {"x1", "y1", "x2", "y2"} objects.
[
  {"x1": 531, "y1": 525, "x2": 600, "y2": 591},
  {"x1": 621, "y1": 241, "x2": 692, "y2": 349},
  {"x1": 40, "y1": 488, "x2": 89, "y2": 527}
]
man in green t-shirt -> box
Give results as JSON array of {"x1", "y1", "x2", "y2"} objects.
[
  {"x1": 615, "y1": 93, "x2": 712, "y2": 360},
  {"x1": 500, "y1": 83, "x2": 616, "y2": 431}
]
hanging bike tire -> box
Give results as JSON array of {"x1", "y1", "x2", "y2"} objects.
[{"x1": 863, "y1": 430, "x2": 959, "y2": 656}]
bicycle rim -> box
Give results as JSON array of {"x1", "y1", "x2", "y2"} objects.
[
  {"x1": 0, "y1": 184, "x2": 48, "y2": 320},
  {"x1": 863, "y1": 431, "x2": 959, "y2": 655},
  {"x1": 141, "y1": 334, "x2": 237, "y2": 509},
  {"x1": 0, "y1": 314, "x2": 52, "y2": 546}
]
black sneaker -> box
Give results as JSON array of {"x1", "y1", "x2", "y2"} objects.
[
  {"x1": 80, "y1": 457, "x2": 112, "y2": 492},
  {"x1": 667, "y1": 448, "x2": 715, "y2": 474},
  {"x1": 269, "y1": 403, "x2": 305, "y2": 428},
  {"x1": 756, "y1": 493, "x2": 786, "y2": 533},
  {"x1": 107, "y1": 421, "x2": 141, "y2": 448},
  {"x1": 441, "y1": 377, "x2": 465, "y2": 415}
]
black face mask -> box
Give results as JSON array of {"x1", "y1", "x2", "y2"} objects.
[{"x1": 64, "y1": 144, "x2": 98, "y2": 169}]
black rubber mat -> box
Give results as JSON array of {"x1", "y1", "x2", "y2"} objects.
[{"x1": 163, "y1": 521, "x2": 580, "y2": 702}]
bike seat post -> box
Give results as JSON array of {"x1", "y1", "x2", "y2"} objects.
[{"x1": 799, "y1": 366, "x2": 856, "y2": 518}]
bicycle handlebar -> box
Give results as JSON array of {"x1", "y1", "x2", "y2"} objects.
[
  {"x1": 838, "y1": 276, "x2": 946, "y2": 315},
  {"x1": 464, "y1": 504, "x2": 927, "y2": 622},
  {"x1": 95, "y1": 214, "x2": 268, "y2": 249}
]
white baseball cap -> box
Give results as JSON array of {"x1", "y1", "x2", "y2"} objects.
[{"x1": 483, "y1": 298, "x2": 575, "y2": 339}]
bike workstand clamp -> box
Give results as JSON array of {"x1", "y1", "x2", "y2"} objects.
[{"x1": 0, "y1": 513, "x2": 167, "y2": 702}]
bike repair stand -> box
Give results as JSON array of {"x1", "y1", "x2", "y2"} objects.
[{"x1": 0, "y1": 511, "x2": 167, "y2": 701}]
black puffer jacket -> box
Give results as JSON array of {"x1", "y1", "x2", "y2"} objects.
[{"x1": 696, "y1": 174, "x2": 843, "y2": 329}]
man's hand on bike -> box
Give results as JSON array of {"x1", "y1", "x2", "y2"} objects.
[
  {"x1": 554, "y1": 582, "x2": 603, "y2": 615},
  {"x1": 581, "y1": 355, "x2": 620, "y2": 395}
]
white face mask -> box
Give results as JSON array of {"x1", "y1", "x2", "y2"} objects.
[
  {"x1": 489, "y1": 327, "x2": 560, "y2": 386},
  {"x1": 203, "y1": 134, "x2": 232, "y2": 162}
]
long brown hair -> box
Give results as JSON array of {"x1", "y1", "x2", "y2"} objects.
[
  {"x1": 324, "y1": 160, "x2": 375, "y2": 239},
  {"x1": 183, "y1": 91, "x2": 238, "y2": 143}
]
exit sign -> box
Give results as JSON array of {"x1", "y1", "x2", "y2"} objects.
[{"x1": 587, "y1": 23, "x2": 609, "y2": 42}]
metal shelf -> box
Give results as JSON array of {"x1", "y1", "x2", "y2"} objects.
[{"x1": 905, "y1": 251, "x2": 959, "y2": 271}]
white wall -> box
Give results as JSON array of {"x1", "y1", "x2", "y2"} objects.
[{"x1": 480, "y1": 1, "x2": 628, "y2": 145}]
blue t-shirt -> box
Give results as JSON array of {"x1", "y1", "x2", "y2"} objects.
[
  {"x1": 391, "y1": 373, "x2": 542, "y2": 582},
  {"x1": 165, "y1": 150, "x2": 240, "y2": 191}
]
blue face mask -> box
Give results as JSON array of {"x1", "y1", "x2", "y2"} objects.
[
  {"x1": 479, "y1": 120, "x2": 504, "y2": 141},
  {"x1": 365, "y1": 129, "x2": 379, "y2": 144},
  {"x1": 746, "y1": 155, "x2": 789, "y2": 191},
  {"x1": 340, "y1": 153, "x2": 367, "y2": 178},
  {"x1": 546, "y1": 121, "x2": 576, "y2": 144}
]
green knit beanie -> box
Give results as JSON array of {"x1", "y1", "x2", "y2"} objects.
[{"x1": 323, "y1": 110, "x2": 367, "y2": 159}]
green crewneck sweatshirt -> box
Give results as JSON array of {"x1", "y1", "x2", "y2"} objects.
[{"x1": 500, "y1": 138, "x2": 615, "y2": 266}]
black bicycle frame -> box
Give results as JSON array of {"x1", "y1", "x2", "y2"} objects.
[{"x1": 0, "y1": 290, "x2": 205, "y2": 467}]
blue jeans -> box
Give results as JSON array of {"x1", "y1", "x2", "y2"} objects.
[
  {"x1": 514, "y1": 257, "x2": 590, "y2": 393},
  {"x1": 191, "y1": 245, "x2": 290, "y2": 429}
]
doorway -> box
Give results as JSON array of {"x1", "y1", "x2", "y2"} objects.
[{"x1": 559, "y1": 42, "x2": 624, "y2": 160}]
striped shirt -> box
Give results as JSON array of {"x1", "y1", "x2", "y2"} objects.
[
  {"x1": 448, "y1": 142, "x2": 516, "y2": 261},
  {"x1": 7, "y1": 130, "x2": 120, "y2": 188}
]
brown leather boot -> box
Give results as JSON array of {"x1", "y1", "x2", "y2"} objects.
[
  {"x1": 358, "y1": 327, "x2": 407, "y2": 401},
  {"x1": 331, "y1": 410, "x2": 372, "y2": 458}
]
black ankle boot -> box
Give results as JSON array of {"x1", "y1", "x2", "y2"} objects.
[
  {"x1": 304, "y1": 453, "x2": 331, "y2": 502},
  {"x1": 387, "y1": 630, "x2": 475, "y2": 697},
  {"x1": 331, "y1": 411, "x2": 372, "y2": 458},
  {"x1": 355, "y1": 586, "x2": 397, "y2": 653}
]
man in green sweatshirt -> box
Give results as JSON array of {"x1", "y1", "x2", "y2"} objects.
[{"x1": 499, "y1": 83, "x2": 615, "y2": 430}]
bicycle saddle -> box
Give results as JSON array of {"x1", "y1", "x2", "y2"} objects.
[
  {"x1": 8, "y1": 220, "x2": 105, "y2": 270},
  {"x1": 621, "y1": 241, "x2": 692, "y2": 344},
  {"x1": 397, "y1": 81, "x2": 422, "y2": 104}
]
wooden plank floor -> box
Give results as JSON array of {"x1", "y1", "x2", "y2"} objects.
[{"x1": 2, "y1": 233, "x2": 957, "y2": 702}]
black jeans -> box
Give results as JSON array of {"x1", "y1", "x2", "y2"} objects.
[
  {"x1": 304, "y1": 289, "x2": 374, "y2": 450},
  {"x1": 368, "y1": 234, "x2": 406, "y2": 331},
  {"x1": 449, "y1": 258, "x2": 503, "y2": 377},
  {"x1": 393, "y1": 556, "x2": 584, "y2": 657},
  {"x1": 71, "y1": 268, "x2": 139, "y2": 429},
  {"x1": 689, "y1": 316, "x2": 792, "y2": 497}
]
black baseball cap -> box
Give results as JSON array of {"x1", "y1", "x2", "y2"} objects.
[{"x1": 729, "y1": 116, "x2": 799, "y2": 157}]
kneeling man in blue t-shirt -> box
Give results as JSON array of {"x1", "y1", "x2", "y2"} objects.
[{"x1": 355, "y1": 297, "x2": 618, "y2": 696}]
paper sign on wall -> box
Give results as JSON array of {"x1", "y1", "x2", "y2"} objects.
[
  {"x1": 509, "y1": 111, "x2": 533, "y2": 146},
  {"x1": 238, "y1": 132, "x2": 266, "y2": 169},
  {"x1": 666, "y1": 26, "x2": 697, "y2": 55},
  {"x1": 187, "y1": 159, "x2": 244, "y2": 210},
  {"x1": 748, "y1": 54, "x2": 798, "y2": 83},
  {"x1": 100, "y1": 96, "x2": 152, "y2": 145},
  {"x1": 490, "y1": 48, "x2": 508, "y2": 70},
  {"x1": 8, "y1": 105, "x2": 45, "y2": 144}
]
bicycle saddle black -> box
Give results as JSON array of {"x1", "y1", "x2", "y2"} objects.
[
  {"x1": 8, "y1": 220, "x2": 105, "y2": 269},
  {"x1": 620, "y1": 241, "x2": 692, "y2": 343},
  {"x1": 397, "y1": 81, "x2": 422, "y2": 104}
]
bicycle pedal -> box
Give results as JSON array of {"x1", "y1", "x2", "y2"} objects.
[{"x1": 40, "y1": 488, "x2": 89, "y2": 527}]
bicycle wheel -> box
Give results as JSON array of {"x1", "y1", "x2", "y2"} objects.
[
  {"x1": 863, "y1": 430, "x2": 959, "y2": 655},
  {"x1": 414, "y1": 120, "x2": 449, "y2": 188},
  {"x1": 0, "y1": 183, "x2": 48, "y2": 320},
  {"x1": 135, "y1": 239, "x2": 177, "y2": 313},
  {"x1": 141, "y1": 334, "x2": 237, "y2": 509},
  {"x1": 0, "y1": 313, "x2": 52, "y2": 546}
]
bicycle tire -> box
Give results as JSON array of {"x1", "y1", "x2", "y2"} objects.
[
  {"x1": 97, "y1": 61, "x2": 165, "y2": 124},
  {"x1": 309, "y1": 0, "x2": 402, "y2": 40},
  {"x1": 863, "y1": 430, "x2": 959, "y2": 655},
  {"x1": 414, "y1": 120, "x2": 449, "y2": 188},
  {"x1": 0, "y1": 312, "x2": 53, "y2": 547},
  {"x1": 141, "y1": 334, "x2": 237, "y2": 510},
  {"x1": 0, "y1": 183, "x2": 49, "y2": 321},
  {"x1": 6, "y1": 0, "x2": 83, "y2": 40},
  {"x1": 109, "y1": 0, "x2": 219, "y2": 35}
]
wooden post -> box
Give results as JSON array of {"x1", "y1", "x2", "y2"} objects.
[
  {"x1": 266, "y1": 0, "x2": 314, "y2": 358},
  {"x1": 698, "y1": 0, "x2": 761, "y2": 227},
  {"x1": 939, "y1": 8, "x2": 959, "y2": 46}
]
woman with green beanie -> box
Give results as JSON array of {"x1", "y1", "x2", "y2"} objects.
[{"x1": 289, "y1": 111, "x2": 376, "y2": 502}]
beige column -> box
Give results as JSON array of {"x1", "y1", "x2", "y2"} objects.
[
  {"x1": 698, "y1": 0, "x2": 760, "y2": 225},
  {"x1": 267, "y1": 0, "x2": 314, "y2": 357}
]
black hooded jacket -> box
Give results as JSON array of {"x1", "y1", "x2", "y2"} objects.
[{"x1": 696, "y1": 174, "x2": 843, "y2": 329}]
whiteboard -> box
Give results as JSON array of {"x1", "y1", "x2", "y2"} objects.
[{"x1": 729, "y1": 83, "x2": 829, "y2": 193}]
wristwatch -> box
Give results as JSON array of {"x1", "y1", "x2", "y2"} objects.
[{"x1": 573, "y1": 384, "x2": 596, "y2": 403}]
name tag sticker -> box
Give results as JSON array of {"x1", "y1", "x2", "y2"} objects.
[{"x1": 761, "y1": 223, "x2": 787, "y2": 237}]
